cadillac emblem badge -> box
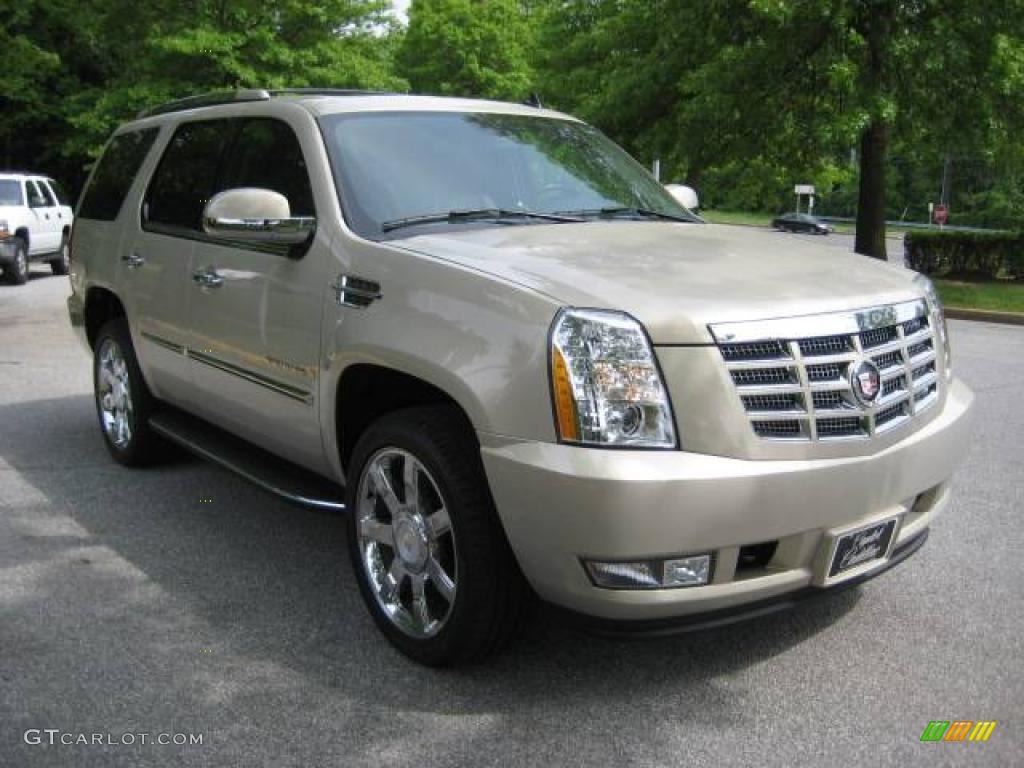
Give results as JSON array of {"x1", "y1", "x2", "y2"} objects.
[{"x1": 849, "y1": 358, "x2": 882, "y2": 406}]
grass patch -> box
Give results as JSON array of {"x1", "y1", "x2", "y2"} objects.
[
  {"x1": 936, "y1": 279, "x2": 1024, "y2": 313},
  {"x1": 700, "y1": 210, "x2": 774, "y2": 227},
  {"x1": 700, "y1": 209, "x2": 906, "y2": 236}
]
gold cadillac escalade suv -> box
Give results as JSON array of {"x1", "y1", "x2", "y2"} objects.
[{"x1": 67, "y1": 89, "x2": 974, "y2": 666}]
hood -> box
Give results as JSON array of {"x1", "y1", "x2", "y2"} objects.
[{"x1": 392, "y1": 222, "x2": 922, "y2": 344}]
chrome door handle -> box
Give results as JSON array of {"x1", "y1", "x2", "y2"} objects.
[
  {"x1": 192, "y1": 267, "x2": 224, "y2": 288},
  {"x1": 122, "y1": 252, "x2": 145, "y2": 269}
]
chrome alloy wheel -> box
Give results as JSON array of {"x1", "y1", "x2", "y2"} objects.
[
  {"x1": 356, "y1": 448, "x2": 458, "y2": 638},
  {"x1": 96, "y1": 338, "x2": 134, "y2": 449},
  {"x1": 15, "y1": 247, "x2": 27, "y2": 278}
]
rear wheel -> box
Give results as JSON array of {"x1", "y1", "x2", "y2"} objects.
[
  {"x1": 346, "y1": 406, "x2": 526, "y2": 666},
  {"x1": 93, "y1": 319, "x2": 166, "y2": 465},
  {"x1": 7, "y1": 238, "x2": 28, "y2": 284},
  {"x1": 50, "y1": 235, "x2": 70, "y2": 275}
]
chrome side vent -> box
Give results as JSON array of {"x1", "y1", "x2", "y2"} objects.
[{"x1": 332, "y1": 274, "x2": 382, "y2": 309}]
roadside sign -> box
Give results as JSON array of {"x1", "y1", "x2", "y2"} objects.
[
  {"x1": 794, "y1": 184, "x2": 815, "y2": 195},
  {"x1": 934, "y1": 203, "x2": 948, "y2": 225}
]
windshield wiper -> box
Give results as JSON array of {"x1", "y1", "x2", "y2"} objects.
[
  {"x1": 381, "y1": 208, "x2": 583, "y2": 233},
  {"x1": 557, "y1": 206, "x2": 694, "y2": 223}
]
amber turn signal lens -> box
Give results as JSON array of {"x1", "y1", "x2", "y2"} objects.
[{"x1": 551, "y1": 347, "x2": 579, "y2": 441}]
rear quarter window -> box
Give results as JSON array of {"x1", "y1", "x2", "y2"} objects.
[
  {"x1": 79, "y1": 128, "x2": 160, "y2": 221},
  {"x1": 46, "y1": 179, "x2": 71, "y2": 206}
]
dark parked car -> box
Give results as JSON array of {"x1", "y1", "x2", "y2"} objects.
[{"x1": 772, "y1": 212, "x2": 832, "y2": 235}]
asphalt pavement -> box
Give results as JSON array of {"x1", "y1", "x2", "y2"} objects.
[{"x1": 1, "y1": 262, "x2": 1021, "y2": 767}]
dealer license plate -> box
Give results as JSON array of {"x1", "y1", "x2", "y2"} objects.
[{"x1": 828, "y1": 518, "x2": 898, "y2": 578}]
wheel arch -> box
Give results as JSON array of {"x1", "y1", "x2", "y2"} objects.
[
  {"x1": 333, "y1": 362, "x2": 480, "y2": 478},
  {"x1": 83, "y1": 285, "x2": 127, "y2": 349}
]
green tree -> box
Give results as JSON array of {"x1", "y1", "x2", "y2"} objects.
[
  {"x1": 399, "y1": 0, "x2": 535, "y2": 100},
  {"x1": 72, "y1": 0, "x2": 405, "y2": 161},
  {"x1": 535, "y1": 0, "x2": 1024, "y2": 257},
  {"x1": 0, "y1": 0, "x2": 406, "y2": 190}
]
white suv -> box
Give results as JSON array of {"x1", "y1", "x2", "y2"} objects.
[{"x1": 0, "y1": 172, "x2": 74, "y2": 284}]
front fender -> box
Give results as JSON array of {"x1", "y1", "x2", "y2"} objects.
[{"x1": 318, "y1": 237, "x2": 561, "y2": 481}]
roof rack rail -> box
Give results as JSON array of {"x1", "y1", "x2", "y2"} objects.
[
  {"x1": 268, "y1": 88, "x2": 395, "y2": 98},
  {"x1": 138, "y1": 89, "x2": 271, "y2": 119}
]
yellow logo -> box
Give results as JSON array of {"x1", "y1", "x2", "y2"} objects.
[{"x1": 920, "y1": 721, "x2": 997, "y2": 742}]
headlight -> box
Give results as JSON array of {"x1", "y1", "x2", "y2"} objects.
[
  {"x1": 914, "y1": 274, "x2": 951, "y2": 376},
  {"x1": 0, "y1": 220, "x2": 9, "y2": 238},
  {"x1": 550, "y1": 308, "x2": 676, "y2": 447}
]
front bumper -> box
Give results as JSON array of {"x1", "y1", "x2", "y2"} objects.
[
  {"x1": 480, "y1": 377, "x2": 973, "y2": 622},
  {"x1": 67, "y1": 292, "x2": 89, "y2": 350},
  {"x1": 0, "y1": 237, "x2": 17, "y2": 265},
  {"x1": 548, "y1": 528, "x2": 929, "y2": 636}
]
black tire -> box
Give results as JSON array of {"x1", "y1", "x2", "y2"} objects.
[
  {"x1": 93, "y1": 318, "x2": 166, "y2": 466},
  {"x1": 7, "y1": 238, "x2": 29, "y2": 284},
  {"x1": 346, "y1": 405, "x2": 527, "y2": 666},
  {"x1": 50, "y1": 234, "x2": 70, "y2": 275}
]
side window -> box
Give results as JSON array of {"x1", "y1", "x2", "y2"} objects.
[
  {"x1": 36, "y1": 180, "x2": 57, "y2": 207},
  {"x1": 45, "y1": 179, "x2": 70, "y2": 206},
  {"x1": 220, "y1": 119, "x2": 315, "y2": 217},
  {"x1": 79, "y1": 128, "x2": 159, "y2": 221},
  {"x1": 144, "y1": 120, "x2": 234, "y2": 232},
  {"x1": 26, "y1": 181, "x2": 47, "y2": 208}
]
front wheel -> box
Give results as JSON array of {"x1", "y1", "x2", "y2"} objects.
[
  {"x1": 7, "y1": 238, "x2": 28, "y2": 284},
  {"x1": 346, "y1": 406, "x2": 526, "y2": 666}
]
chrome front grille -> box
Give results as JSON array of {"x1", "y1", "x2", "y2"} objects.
[{"x1": 710, "y1": 299, "x2": 940, "y2": 442}]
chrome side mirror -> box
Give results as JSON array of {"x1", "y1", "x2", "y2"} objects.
[
  {"x1": 202, "y1": 188, "x2": 315, "y2": 246},
  {"x1": 664, "y1": 183, "x2": 699, "y2": 212}
]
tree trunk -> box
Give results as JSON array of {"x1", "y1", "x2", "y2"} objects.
[
  {"x1": 854, "y1": 119, "x2": 888, "y2": 260},
  {"x1": 685, "y1": 165, "x2": 703, "y2": 190}
]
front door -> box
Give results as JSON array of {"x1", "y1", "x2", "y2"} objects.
[{"x1": 182, "y1": 118, "x2": 328, "y2": 473}]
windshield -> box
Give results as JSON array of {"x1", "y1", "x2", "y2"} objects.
[
  {"x1": 0, "y1": 180, "x2": 23, "y2": 207},
  {"x1": 320, "y1": 111, "x2": 699, "y2": 239}
]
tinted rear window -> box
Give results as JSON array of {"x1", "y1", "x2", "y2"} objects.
[
  {"x1": 79, "y1": 128, "x2": 159, "y2": 221},
  {"x1": 26, "y1": 181, "x2": 47, "y2": 208},
  {"x1": 0, "y1": 180, "x2": 24, "y2": 206},
  {"x1": 37, "y1": 180, "x2": 57, "y2": 207},
  {"x1": 144, "y1": 120, "x2": 233, "y2": 232}
]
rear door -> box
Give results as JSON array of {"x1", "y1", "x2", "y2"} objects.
[
  {"x1": 25, "y1": 179, "x2": 60, "y2": 253},
  {"x1": 183, "y1": 117, "x2": 328, "y2": 472},
  {"x1": 42, "y1": 178, "x2": 73, "y2": 229}
]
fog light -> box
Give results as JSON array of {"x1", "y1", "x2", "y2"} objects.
[
  {"x1": 663, "y1": 555, "x2": 711, "y2": 587},
  {"x1": 585, "y1": 554, "x2": 712, "y2": 589},
  {"x1": 585, "y1": 560, "x2": 661, "y2": 589}
]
